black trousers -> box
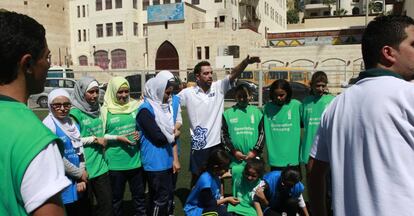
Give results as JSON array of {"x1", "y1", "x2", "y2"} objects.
[
  {"x1": 264, "y1": 197, "x2": 300, "y2": 216},
  {"x1": 146, "y1": 169, "x2": 173, "y2": 216},
  {"x1": 89, "y1": 172, "x2": 113, "y2": 216},
  {"x1": 65, "y1": 194, "x2": 91, "y2": 216},
  {"x1": 109, "y1": 168, "x2": 146, "y2": 216}
]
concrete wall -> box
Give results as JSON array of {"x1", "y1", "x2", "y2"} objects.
[{"x1": 0, "y1": 0, "x2": 71, "y2": 67}]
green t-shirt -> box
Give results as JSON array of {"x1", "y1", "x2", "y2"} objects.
[
  {"x1": 227, "y1": 163, "x2": 260, "y2": 216},
  {"x1": 70, "y1": 108, "x2": 108, "y2": 178},
  {"x1": 263, "y1": 100, "x2": 302, "y2": 167},
  {"x1": 300, "y1": 94, "x2": 335, "y2": 163},
  {"x1": 0, "y1": 96, "x2": 59, "y2": 215},
  {"x1": 223, "y1": 105, "x2": 263, "y2": 167},
  {"x1": 105, "y1": 111, "x2": 141, "y2": 170}
]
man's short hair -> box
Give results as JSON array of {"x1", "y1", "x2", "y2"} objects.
[
  {"x1": 0, "y1": 11, "x2": 46, "y2": 85},
  {"x1": 362, "y1": 15, "x2": 414, "y2": 69},
  {"x1": 193, "y1": 61, "x2": 211, "y2": 76}
]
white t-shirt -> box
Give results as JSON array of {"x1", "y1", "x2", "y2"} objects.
[
  {"x1": 310, "y1": 75, "x2": 414, "y2": 216},
  {"x1": 21, "y1": 142, "x2": 71, "y2": 213},
  {"x1": 178, "y1": 75, "x2": 232, "y2": 150}
]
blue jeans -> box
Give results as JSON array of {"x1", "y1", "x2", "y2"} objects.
[
  {"x1": 109, "y1": 168, "x2": 146, "y2": 216},
  {"x1": 146, "y1": 169, "x2": 173, "y2": 216}
]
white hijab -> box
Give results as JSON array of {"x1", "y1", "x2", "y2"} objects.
[
  {"x1": 144, "y1": 70, "x2": 175, "y2": 143},
  {"x1": 48, "y1": 89, "x2": 82, "y2": 148}
]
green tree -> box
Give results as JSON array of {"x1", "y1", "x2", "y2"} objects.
[{"x1": 287, "y1": 9, "x2": 300, "y2": 24}]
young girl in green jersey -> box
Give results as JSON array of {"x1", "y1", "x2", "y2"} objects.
[
  {"x1": 222, "y1": 84, "x2": 264, "y2": 168},
  {"x1": 263, "y1": 79, "x2": 301, "y2": 172},
  {"x1": 101, "y1": 76, "x2": 145, "y2": 216},
  {"x1": 300, "y1": 71, "x2": 334, "y2": 165},
  {"x1": 228, "y1": 158, "x2": 266, "y2": 216}
]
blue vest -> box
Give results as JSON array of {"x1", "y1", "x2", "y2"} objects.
[
  {"x1": 137, "y1": 101, "x2": 173, "y2": 171},
  {"x1": 184, "y1": 171, "x2": 221, "y2": 216},
  {"x1": 263, "y1": 171, "x2": 304, "y2": 208},
  {"x1": 54, "y1": 122, "x2": 81, "y2": 204},
  {"x1": 172, "y1": 95, "x2": 181, "y2": 154}
]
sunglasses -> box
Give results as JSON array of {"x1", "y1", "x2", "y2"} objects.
[{"x1": 51, "y1": 102, "x2": 72, "y2": 109}]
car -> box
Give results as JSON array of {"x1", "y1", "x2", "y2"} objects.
[
  {"x1": 224, "y1": 79, "x2": 259, "y2": 101},
  {"x1": 30, "y1": 78, "x2": 105, "y2": 108},
  {"x1": 262, "y1": 81, "x2": 310, "y2": 103}
]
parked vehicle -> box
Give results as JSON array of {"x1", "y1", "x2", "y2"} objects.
[
  {"x1": 47, "y1": 66, "x2": 75, "y2": 78},
  {"x1": 262, "y1": 81, "x2": 310, "y2": 103},
  {"x1": 30, "y1": 78, "x2": 105, "y2": 108},
  {"x1": 224, "y1": 80, "x2": 259, "y2": 101}
]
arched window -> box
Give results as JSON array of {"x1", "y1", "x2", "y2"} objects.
[
  {"x1": 352, "y1": 7, "x2": 360, "y2": 15},
  {"x1": 111, "y1": 49, "x2": 127, "y2": 69},
  {"x1": 79, "y1": 55, "x2": 88, "y2": 66},
  {"x1": 94, "y1": 50, "x2": 109, "y2": 70}
]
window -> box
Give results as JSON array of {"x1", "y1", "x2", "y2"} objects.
[
  {"x1": 105, "y1": 0, "x2": 112, "y2": 9},
  {"x1": 133, "y1": 22, "x2": 138, "y2": 36},
  {"x1": 143, "y1": 0, "x2": 149, "y2": 10},
  {"x1": 116, "y1": 22, "x2": 123, "y2": 36},
  {"x1": 115, "y1": 0, "x2": 122, "y2": 8},
  {"x1": 65, "y1": 80, "x2": 76, "y2": 88},
  {"x1": 164, "y1": 21, "x2": 168, "y2": 29},
  {"x1": 111, "y1": 49, "x2": 127, "y2": 69},
  {"x1": 228, "y1": 45, "x2": 239, "y2": 58},
  {"x1": 77, "y1": 6, "x2": 80, "y2": 17},
  {"x1": 164, "y1": 0, "x2": 171, "y2": 3},
  {"x1": 96, "y1": 0, "x2": 102, "y2": 10},
  {"x1": 143, "y1": 25, "x2": 148, "y2": 36},
  {"x1": 96, "y1": 24, "x2": 103, "y2": 37},
  {"x1": 153, "y1": 0, "x2": 160, "y2": 5},
  {"x1": 82, "y1": 5, "x2": 86, "y2": 17},
  {"x1": 94, "y1": 50, "x2": 109, "y2": 69},
  {"x1": 191, "y1": 0, "x2": 199, "y2": 5},
  {"x1": 78, "y1": 30, "x2": 81, "y2": 41},
  {"x1": 79, "y1": 55, "x2": 88, "y2": 66},
  {"x1": 215, "y1": 0, "x2": 222, "y2": 2},
  {"x1": 219, "y1": 16, "x2": 225, "y2": 22},
  {"x1": 205, "y1": 46, "x2": 209, "y2": 59},
  {"x1": 83, "y1": 29, "x2": 87, "y2": 41},
  {"x1": 133, "y1": 0, "x2": 137, "y2": 9},
  {"x1": 106, "y1": 23, "x2": 113, "y2": 36},
  {"x1": 197, "y1": 47, "x2": 202, "y2": 59},
  {"x1": 175, "y1": 0, "x2": 181, "y2": 2}
]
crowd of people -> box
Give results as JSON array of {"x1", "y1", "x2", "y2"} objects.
[{"x1": 1, "y1": 11, "x2": 414, "y2": 216}]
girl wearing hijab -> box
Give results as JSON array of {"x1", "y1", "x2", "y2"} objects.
[
  {"x1": 136, "y1": 70, "x2": 178, "y2": 216},
  {"x1": 101, "y1": 76, "x2": 145, "y2": 216},
  {"x1": 42, "y1": 88, "x2": 89, "y2": 215},
  {"x1": 70, "y1": 77, "x2": 124, "y2": 216}
]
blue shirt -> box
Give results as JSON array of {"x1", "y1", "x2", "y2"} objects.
[
  {"x1": 263, "y1": 171, "x2": 304, "y2": 208},
  {"x1": 184, "y1": 172, "x2": 221, "y2": 216},
  {"x1": 136, "y1": 101, "x2": 173, "y2": 171}
]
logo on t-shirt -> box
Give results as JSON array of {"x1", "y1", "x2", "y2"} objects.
[{"x1": 191, "y1": 126, "x2": 208, "y2": 150}]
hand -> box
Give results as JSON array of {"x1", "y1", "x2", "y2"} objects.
[
  {"x1": 132, "y1": 131, "x2": 140, "y2": 141},
  {"x1": 225, "y1": 197, "x2": 240, "y2": 205},
  {"x1": 234, "y1": 150, "x2": 247, "y2": 161},
  {"x1": 174, "y1": 128, "x2": 181, "y2": 138},
  {"x1": 77, "y1": 182, "x2": 86, "y2": 193},
  {"x1": 220, "y1": 170, "x2": 232, "y2": 179},
  {"x1": 117, "y1": 136, "x2": 134, "y2": 145},
  {"x1": 245, "y1": 55, "x2": 261, "y2": 64},
  {"x1": 95, "y1": 137, "x2": 107, "y2": 147},
  {"x1": 173, "y1": 159, "x2": 181, "y2": 174},
  {"x1": 255, "y1": 186, "x2": 266, "y2": 201},
  {"x1": 80, "y1": 170, "x2": 88, "y2": 183},
  {"x1": 245, "y1": 151, "x2": 257, "y2": 160}
]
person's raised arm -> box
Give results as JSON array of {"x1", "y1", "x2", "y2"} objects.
[
  {"x1": 32, "y1": 194, "x2": 65, "y2": 216},
  {"x1": 229, "y1": 55, "x2": 261, "y2": 82},
  {"x1": 308, "y1": 157, "x2": 330, "y2": 216}
]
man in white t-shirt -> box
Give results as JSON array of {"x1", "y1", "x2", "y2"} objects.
[
  {"x1": 179, "y1": 55, "x2": 260, "y2": 185},
  {"x1": 308, "y1": 15, "x2": 414, "y2": 216},
  {"x1": 0, "y1": 12, "x2": 70, "y2": 215}
]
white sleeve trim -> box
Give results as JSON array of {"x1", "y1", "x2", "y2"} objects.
[
  {"x1": 298, "y1": 194, "x2": 306, "y2": 208},
  {"x1": 21, "y1": 142, "x2": 71, "y2": 213}
]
